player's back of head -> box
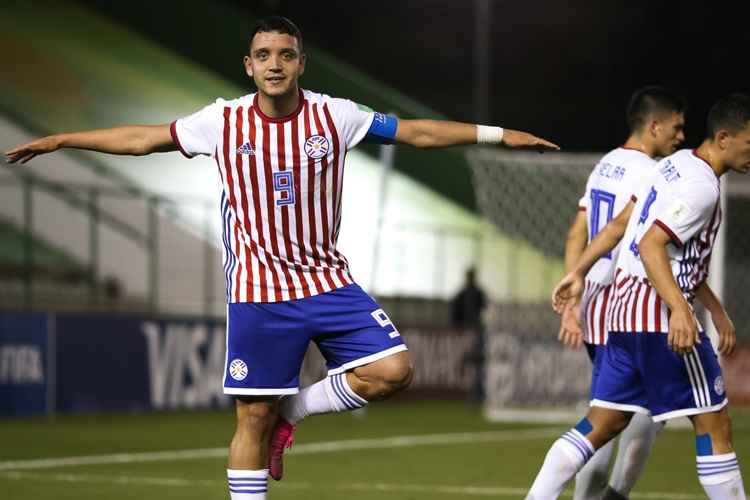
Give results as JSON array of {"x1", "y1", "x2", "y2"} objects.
[
  {"x1": 250, "y1": 16, "x2": 304, "y2": 51},
  {"x1": 626, "y1": 86, "x2": 686, "y2": 133},
  {"x1": 706, "y1": 92, "x2": 750, "y2": 139}
]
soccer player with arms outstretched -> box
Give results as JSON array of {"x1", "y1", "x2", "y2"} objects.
[
  {"x1": 527, "y1": 93, "x2": 750, "y2": 500},
  {"x1": 5, "y1": 17, "x2": 558, "y2": 500},
  {"x1": 560, "y1": 87, "x2": 685, "y2": 500}
]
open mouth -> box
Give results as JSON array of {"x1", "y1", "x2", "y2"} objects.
[{"x1": 266, "y1": 76, "x2": 285, "y2": 84}]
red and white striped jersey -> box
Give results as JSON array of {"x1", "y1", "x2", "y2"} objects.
[
  {"x1": 607, "y1": 149, "x2": 722, "y2": 334},
  {"x1": 580, "y1": 282, "x2": 613, "y2": 345},
  {"x1": 171, "y1": 89, "x2": 380, "y2": 303},
  {"x1": 578, "y1": 147, "x2": 656, "y2": 344}
]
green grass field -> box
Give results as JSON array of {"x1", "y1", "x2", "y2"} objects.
[{"x1": 1, "y1": 402, "x2": 748, "y2": 499}]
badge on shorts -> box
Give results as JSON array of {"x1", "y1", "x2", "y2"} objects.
[
  {"x1": 304, "y1": 135, "x2": 329, "y2": 159},
  {"x1": 229, "y1": 359, "x2": 248, "y2": 381},
  {"x1": 714, "y1": 376, "x2": 725, "y2": 396}
]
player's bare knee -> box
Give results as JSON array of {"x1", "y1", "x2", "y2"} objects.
[
  {"x1": 376, "y1": 355, "x2": 413, "y2": 394},
  {"x1": 357, "y1": 368, "x2": 411, "y2": 400},
  {"x1": 383, "y1": 360, "x2": 413, "y2": 395},
  {"x1": 235, "y1": 397, "x2": 278, "y2": 435},
  {"x1": 351, "y1": 352, "x2": 412, "y2": 399},
  {"x1": 399, "y1": 362, "x2": 414, "y2": 390}
]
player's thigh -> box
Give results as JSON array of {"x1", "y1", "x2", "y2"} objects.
[
  {"x1": 641, "y1": 331, "x2": 727, "y2": 421},
  {"x1": 234, "y1": 396, "x2": 280, "y2": 428},
  {"x1": 311, "y1": 284, "x2": 407, "y2": 376},
  {"x1": 224, "y1": 302, "x2": 310, "y2": 395}
]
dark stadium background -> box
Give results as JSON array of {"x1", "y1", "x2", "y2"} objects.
[{"x1": 84, "y1": 0, "x2": 750, "y2": 151}]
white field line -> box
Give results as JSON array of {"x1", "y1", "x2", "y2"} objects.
[
  {"x1": 0, "y1": 471, "x2": 707, "y2": 499},
  {"x1": 0, "y1": 428, "x2": 563, "y2": 471}
]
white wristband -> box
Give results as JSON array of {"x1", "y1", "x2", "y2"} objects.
[{"x1": 476, "y1": 125, "x2": 504, "y2": 144}]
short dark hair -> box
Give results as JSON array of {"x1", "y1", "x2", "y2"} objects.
[
  {"x1": 706, "y1": 93, "x2": 750, "y2": 139},
  {"x1": 626, "y1": 86, "x2": 686, "y2": 133},
  {"x1": 249, "y1": 16, "x2": 303, "y2": 51}
]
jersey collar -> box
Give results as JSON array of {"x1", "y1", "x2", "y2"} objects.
[{"x1": 252, "y1": 89, "x2": 305, "y2": 123}]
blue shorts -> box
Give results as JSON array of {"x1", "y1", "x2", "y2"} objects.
[
  {"x1": 584, "y1": 342, "x2": 606, "y2": 401},
  {"x1": 591, "y1": 331, "x2": 727, "y2": 421},
  {"x1": 223, "y1": 284, "x2": 408, "y2": 395}
]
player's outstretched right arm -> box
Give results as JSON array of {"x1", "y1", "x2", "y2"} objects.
[
  {"x1": 394, "y1": 120, "x2": 560, "y2": 151},
  {"x1": 4, "y1": 125, "x2": 175, "y2": 164}
]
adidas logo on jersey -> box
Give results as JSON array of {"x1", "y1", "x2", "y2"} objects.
[{"x1": 236, "y1": 142, "x2": 255, "y2": 155}]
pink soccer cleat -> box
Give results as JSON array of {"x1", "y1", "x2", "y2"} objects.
[{"x1": 268, "y1": 417, "x2": 295, "y2": 481}]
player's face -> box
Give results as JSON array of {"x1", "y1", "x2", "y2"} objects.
[
  {"x1": 653, "y1": 111, "x2": 685, "y2": 157},
  {"x1": 721, "y1": 122, "x2": 750, "y2": 174},
  {"x1": 244, "y1": 31, "x2": 305, "y2": 98}
]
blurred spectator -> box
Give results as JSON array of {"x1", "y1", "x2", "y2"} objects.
[
  {"x1": 102, "y1": 276, "x2": 123, "y2": 302},
  {"x1": 451, "y1": 268, "x2": 486, "y2": 327},
  {"x1": 451, "y1": 268, "x2": 487, "y2": 401}
]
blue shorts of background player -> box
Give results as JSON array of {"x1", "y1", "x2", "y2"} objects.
[
  {"x1": 223, "y1": 283, "x2": 408, "y2": 395},
  {"x1": 584, "y1": 342, "x2": 606, "y2": 402},
  {"x1": 591, "y1": 331, "x2": 727, "y2": 421}
]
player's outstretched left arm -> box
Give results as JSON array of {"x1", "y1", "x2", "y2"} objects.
[
  {"x1": 695, "y1": 281, "x2": 736, "y2": 356},
  {"x1": 394, "y1": 120, "x2": 559, "y2": 151},
  {"x1": 4, "y1": 125, "x2": 176, "y2": 165}
]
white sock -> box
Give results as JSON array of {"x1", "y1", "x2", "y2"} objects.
[
  {"x1": 698, "y1": 453, "x2": 746, "y2": 499},
  {"x1": 227, "y1": 469, "x2": 268, "y2": 499},
  {"x1": 526, "y1": 429, "x2": 595, "y2": 500},
  {"x1": 574, "y1": 439, "x2": 614, "y2": 500},
  {"x1": 280, "y1": 373, "x2": 368, "y2": 424},
  {"x1": 608, "y1": 413, "x2": 663, "y2": 495}
]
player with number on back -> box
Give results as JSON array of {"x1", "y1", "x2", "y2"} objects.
[
  {"x1": 528, "y1": 93, "x2": 750, "y2": 500},
  {"x1": 559, "y1": 86, "x2": 685, "y2": 500},
  {"x1": 4, "y1": 16, "x2": 558, "y2": 500}
]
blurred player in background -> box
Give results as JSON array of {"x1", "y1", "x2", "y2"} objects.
[
  {"x1": 528, "y1": 93, "x2": 750, "y2": 500},
  {"x1": 5, "y1": 16, "x2": 558, "y2": 500},
  {"x1": 451, "y1": 267, "x2": 487, "y2": 401},
  {"x1": 560, "y1": 86, "x2": 685, "y2": 500}
]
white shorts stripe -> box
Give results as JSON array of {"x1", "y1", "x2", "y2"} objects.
[
  {"x1": 683, "y1": 353, "x2": 704, "y2": 407},
  {"x1": 690, "y1": 349, "x2": 711, "y2": 407}
]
